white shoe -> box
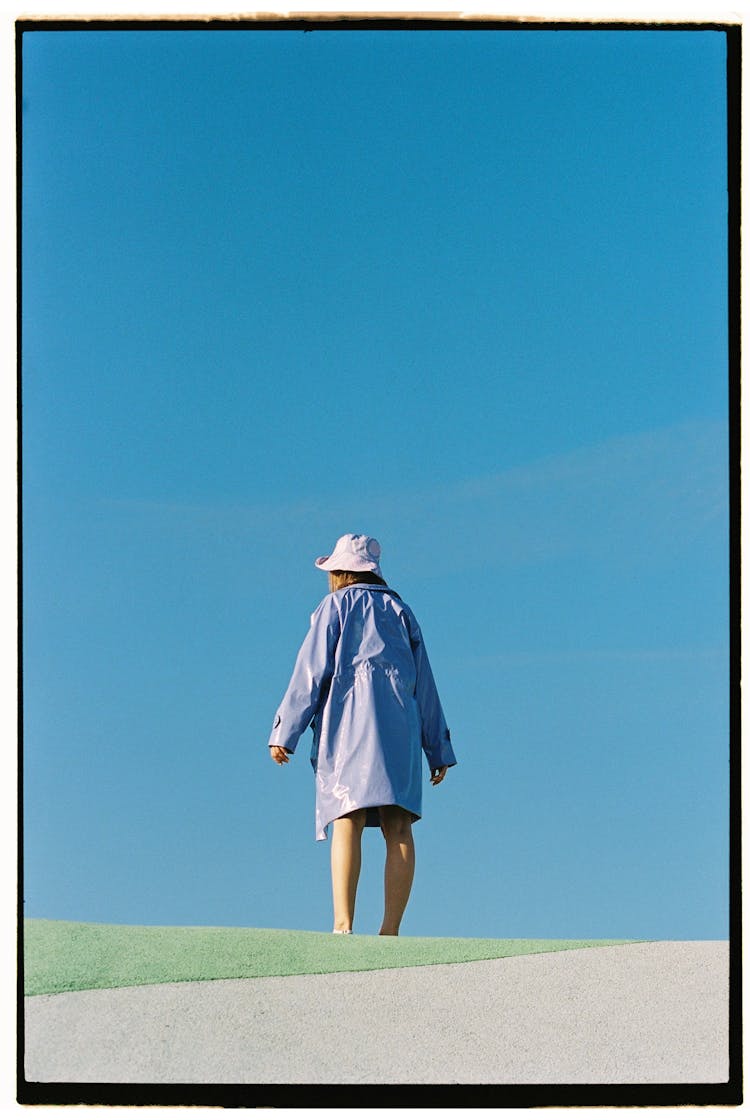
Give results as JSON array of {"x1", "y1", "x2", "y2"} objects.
[{"x1": 332, "y1": 929, "x2": 352, "y2": 934}]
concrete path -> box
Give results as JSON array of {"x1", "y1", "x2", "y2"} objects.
[{"x1": 24, "y1": 941, "x2": 728, "y2": 1085}]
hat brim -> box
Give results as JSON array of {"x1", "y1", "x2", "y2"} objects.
[
  {"x1": 315, "y1": 552, "x2": 382, "y2": 575},
  {"x1": 315, "y1": 555, "x2": 382, "y2": 573}
]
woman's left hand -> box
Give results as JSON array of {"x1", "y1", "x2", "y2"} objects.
[
  {"x1": 430, "y1": 766, "x2": 448, "y2": 786},
  {"x1": 269, "y1": 745, "x2": 290, "y2": 765}
]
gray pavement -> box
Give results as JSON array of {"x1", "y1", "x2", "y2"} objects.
[{"x1": 24, "y1": 941, "x2": 729, "y2": 1084}]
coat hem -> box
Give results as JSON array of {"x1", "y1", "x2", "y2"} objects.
[{"x1": 316, "y1": 802, "x2": 421, "y2": 841}]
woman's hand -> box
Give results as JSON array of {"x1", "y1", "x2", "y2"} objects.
[
  {"x1": 430, "y1": 765, "x2": 448, "y2": 786},
  {"x1": 269, "y1": 745, "x2": 290, "y2": 765}
]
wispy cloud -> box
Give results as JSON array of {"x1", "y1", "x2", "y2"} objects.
[
  {"x1": 101, "y1": 417, "x2": 727, "y2": 577},
  {"x1": 361, "y1": 417, "x2": 728, "y2": 573}
]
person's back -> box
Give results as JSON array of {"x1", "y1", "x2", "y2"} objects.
[
  {"x1": 330, "y1": 583, "x2": 416, "y2": 685},
  {"x1": 311, "y1": 583, "x2": 424, "y2": 843}
]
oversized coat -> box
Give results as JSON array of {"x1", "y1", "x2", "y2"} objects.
[{"x1": 269, "y1": 583, "x2": 457, "y2": 840}]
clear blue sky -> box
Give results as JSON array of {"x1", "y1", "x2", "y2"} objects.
[{"x1": 22, "y1": 27, "x2": 728, "y2": 939}]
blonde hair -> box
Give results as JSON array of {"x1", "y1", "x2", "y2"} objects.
[{"x1": 329, "y1": 570, "x2": 387, "y2": 592}]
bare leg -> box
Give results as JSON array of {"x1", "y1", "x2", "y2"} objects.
[
  {"x1": 331, "y1": 809, "x2": 366, "y2": 932},
  {"x1": 378, "y1": 806, "x2": 415, "y2": 936}
]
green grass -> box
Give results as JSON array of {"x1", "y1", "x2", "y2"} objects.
[{"x1": 24, "y1": 919, "x2": 638, "y2": 996}]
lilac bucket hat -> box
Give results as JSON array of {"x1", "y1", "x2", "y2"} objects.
[{"x1": 315, "y1": 533, "x2": 383, "y2": 577}]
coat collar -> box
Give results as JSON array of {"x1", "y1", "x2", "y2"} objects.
[{"x1": 337, "y1": 583, "x2": 400, "y2": 600}]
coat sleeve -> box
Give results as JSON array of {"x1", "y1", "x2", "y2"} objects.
[
  {"x1": 268, "y1": 595, "x2": 341, "y2": 754},
  {"x1": 409, "y1": 616, "x2": 457, "y2": 771}
]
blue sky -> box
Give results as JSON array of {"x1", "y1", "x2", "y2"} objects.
[{"x1": 22, "y1": 27, "x2": 728, "y2": 938}]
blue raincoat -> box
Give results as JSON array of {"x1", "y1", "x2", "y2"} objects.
[{"x1": 269, "y1": 583, "x2": 457, "y2": 840}]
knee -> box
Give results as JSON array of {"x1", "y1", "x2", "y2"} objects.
[
  {"x1": 337, "y1": 808, "x2": 367, "y2": 833},
  {"x1": 379, "y1": 806, "x2": 413, "y2": 840}
]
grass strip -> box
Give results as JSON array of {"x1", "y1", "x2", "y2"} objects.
[{"x1": 24, "y1": 919, "x2": 638, "y2": 996}]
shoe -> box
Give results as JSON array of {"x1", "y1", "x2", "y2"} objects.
[{"x1": 332, "y1": 929, "x2": 352, "y2": 934}]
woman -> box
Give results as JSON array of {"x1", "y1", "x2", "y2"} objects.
[{"x1": 269, "y1": 533, "x2": 456, "y2": 935}]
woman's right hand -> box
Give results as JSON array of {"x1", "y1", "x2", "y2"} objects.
[
  {"x1": 269, "y1": 745, "x2": 290, "y2": 765},
  {"x1": 430, "y1": 765, "x2": 448, "y2": 785}
]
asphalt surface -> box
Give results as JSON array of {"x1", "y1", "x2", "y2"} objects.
[{"x1": 24, "y1": 941, "x2": 728, "y2": 1085}]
